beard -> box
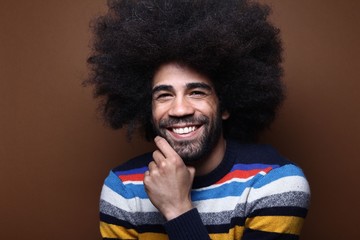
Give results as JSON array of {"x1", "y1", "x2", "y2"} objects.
[{"x1": 153, "y1": 111, "x2": 223, "y2": 164}]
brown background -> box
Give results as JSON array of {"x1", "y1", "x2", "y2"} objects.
[{"x1": 1, "y1": 0, "x2": 359, "y2": 239}]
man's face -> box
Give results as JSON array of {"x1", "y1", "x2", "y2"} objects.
[{"x1": 151, "y1": 63, "x2": 228, "y2": 163}]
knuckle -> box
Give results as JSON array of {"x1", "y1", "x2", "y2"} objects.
[
  {"x1": 159, "y1": 161, "x2": 167, "y2": 168},
  {"x1": 172, "y1": 156, "x2": 183, "y2": 166},
  {"x1": 151, "y1": 169, "x2": 159, "y2": 176}
]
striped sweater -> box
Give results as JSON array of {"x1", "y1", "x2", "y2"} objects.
[{"x1": 100, "y1": 140, "x2": 310, "y2": 239}]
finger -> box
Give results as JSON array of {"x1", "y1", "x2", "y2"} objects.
[
  {"x1": 143, "y1": 170, "x2": 150, "y2": 184},
  {"x1": 187, "y1": 166, "x2": 196, "y2": 180},
  {"x1": 154, "y1": 136, "x2": 178, "y2": 158},
  {"x1": 152, "y1": 149, "x2": 166, "y2": 165},
  {"x1": 148, "y1": 161, "x2": 157, "y2": 171},
  {"x1": 143, "y1": 171, "x2": 150, "y2": 189}
]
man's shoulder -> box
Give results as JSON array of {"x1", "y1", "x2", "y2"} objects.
[
  {"x1": 112, "y1": 152, "x2": 153, "y2": 173},
  {"x1": 227, "y1": 140, "x2": 293, "y2": 166},
  {"x1": 101, "y1": 152, "x2": 153, "y2": 202}
]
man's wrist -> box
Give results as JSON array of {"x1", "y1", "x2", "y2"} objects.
[
  {"x1": 164, "y1": 208, "x2": 210, "y2": 240},
  {"x1": 164, "y1": 203, "x2": 194, "y2": 221}
]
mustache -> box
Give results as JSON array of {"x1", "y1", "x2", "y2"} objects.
[{"x1": 158, "y1": 116, "x2": 209, "y2": 128}]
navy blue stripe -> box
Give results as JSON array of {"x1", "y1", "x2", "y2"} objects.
[
  {"x1": 137, "y1": 224, "x2": 166, "y2": 234},
  {"x1": 242, "y1": 228, "x2": 299, "y2": 240},
  {"x1": 100, "y1": 212, "x2": 136, "y2": 229},
  {"x1": 249, "y1": 206, "x2": 308, "y2": 218},
  {"x1": 101, "y1": 212, "x2": 166, "y2": 234}
]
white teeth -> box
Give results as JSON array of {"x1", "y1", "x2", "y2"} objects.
[{"x1": 173, "y1": 126, "x2": 196, "y2": 134}]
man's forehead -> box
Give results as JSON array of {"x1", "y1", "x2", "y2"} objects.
[
  {"x1": 152, "y1": 81, "x2": 213, "y2": 93},
  {"x1": 152, "y1": 63, "x2": 214, "y2": 89}
]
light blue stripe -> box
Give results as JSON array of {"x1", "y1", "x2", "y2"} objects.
[
  {"x1": 121, "y1": 184, "x2": 148, "y2": 198},
  {"x1": 252, "y1": 164, "x2": 305, "y2": 189},
  {"x1": 103, "y1": 171, "x2": 147, "y2": 199}
]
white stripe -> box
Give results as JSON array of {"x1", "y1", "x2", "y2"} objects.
[
  {"x1": 122, "y1": 180, "x2": 144, "y2": 185},
  {"x1": 100, "y1": 185, "x2": 157, "y2": 213},
  {"x1": 247, "y1": 175, "x2": 310, "y2": 202},
  {"x1": 194, "y1": 194, "x2": 249, "y2": 213}
]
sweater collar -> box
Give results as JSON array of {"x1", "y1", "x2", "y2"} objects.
[{"x1": 192, "y1": 139, "x2": 237, "y2": 189}]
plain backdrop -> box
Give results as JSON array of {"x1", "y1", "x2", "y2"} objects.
[{"x1": 1, "y1": 0, "x2": 359, "y2": 239}]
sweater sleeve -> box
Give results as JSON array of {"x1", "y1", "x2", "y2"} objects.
[
  {"x1": 99, "y1": 171, "x2": 139, "y2": 239},
  {"x1": 242, "y1": 164, "x2": 311, "y2": 240},
  {"x1": 164, "y1": 208, "x2": 210, "y2": 240}
]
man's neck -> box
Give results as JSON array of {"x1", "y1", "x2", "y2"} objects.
[{"x1": 190, "y1": 137, "x2": 227, "y2": 176}]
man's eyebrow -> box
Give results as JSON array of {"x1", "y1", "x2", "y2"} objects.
[
  {"x1": 152, "y1": 85, "x2": 173, "y2": 95},
  {"x1": 186, "y1": 82, "x2": 212, "y2": 91}
]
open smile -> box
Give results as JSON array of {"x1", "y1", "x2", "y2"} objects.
[
  {"x1": 165, "y1": 124, "x2": 202, "y2": 139},
  {"x1": 172, "y1": 126, "x2": 197, "y2": 134}
]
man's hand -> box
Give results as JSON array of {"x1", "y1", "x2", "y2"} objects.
[{"x1": 143, "y1": 136, "x2": 196, "y2": 221}]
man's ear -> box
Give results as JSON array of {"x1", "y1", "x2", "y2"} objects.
[{"x1": 222, "y1": 110, "x2": 230, "y2": 120}]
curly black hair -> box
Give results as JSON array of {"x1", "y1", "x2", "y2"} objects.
[{"x1": 87, "y1": 0, "x2": 284, "y2": 143}]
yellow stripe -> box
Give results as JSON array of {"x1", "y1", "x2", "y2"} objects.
[
  {"x1": 209, "y1": 225, "x2": 245, "y2": 240},
  {"x1": 100, "y1": 221, "x2": 138, "y2": 239},
  {"x1": 138, "y1": 232, "x2": 169, "y2": 240},
  {"x1": 101, "y1": 217, "x2": 302, "y2": 238},
  {"x1": 100, "y1": 221, "x2": 169, "y2": 240},
  {"x1": 245, "y1": 216, "x2": 304, "y2": 235}
]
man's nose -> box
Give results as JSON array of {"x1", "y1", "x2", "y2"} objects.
[{"x1": 168, "y1": 97, "x2": 195, "y2": 117}]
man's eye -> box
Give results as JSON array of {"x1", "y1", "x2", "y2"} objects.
[
  {"x1": 155, "y1": 93, "x2": 172, "y2": 100},
  {"x1": 190, "y1": 91, "x2": 206, "y2": 97}
]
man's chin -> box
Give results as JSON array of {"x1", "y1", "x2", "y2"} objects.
[
  {"x1": 162, "y1": 134, "x2": 194, "y2": 148},
  {"x1": 173, "y1": 144, "x2": 205, "y2": 163},
  {"x1": 169, "y1": 139, "x2": 197, "y2": 152},
  {"x1": 158, "y1": 132, "x2": 207, "y2": 161}
]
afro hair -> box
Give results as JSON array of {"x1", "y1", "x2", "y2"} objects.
[{"x1": 87, "y1": 0, "x2": 285, "y2": 143}]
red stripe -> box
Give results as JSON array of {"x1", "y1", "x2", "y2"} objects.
[
  {"x1": 216, "y1": 167, "x2": 273, "y2": 184},
  {"x1": 119, "y1": 173, "x2": 144, "y2": 182},
  {"x1": 118, "y1": 167, "x2": 273, "y2": 183}
]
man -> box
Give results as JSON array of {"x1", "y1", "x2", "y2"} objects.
[{"x1": 87, "y1": 0, "x2": 310, "y2": 239}]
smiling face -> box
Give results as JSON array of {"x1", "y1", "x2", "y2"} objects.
[{"x1": 151, "y1": 63, "x2": 229, "y2": 163}]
